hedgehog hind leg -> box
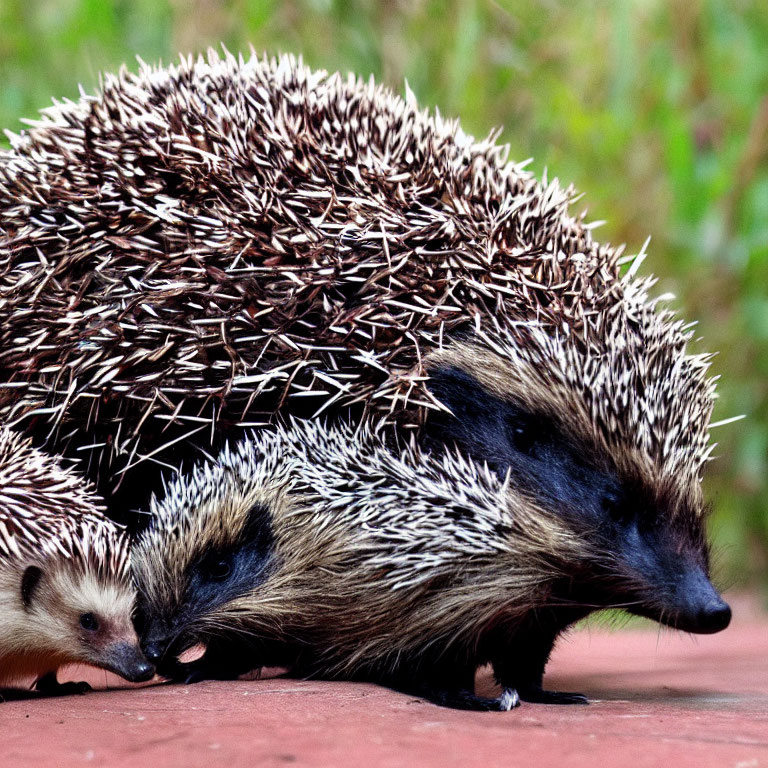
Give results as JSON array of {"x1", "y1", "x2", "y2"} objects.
[{"x1": 34, "y1": 672, "x2": 92, "y2": 697}]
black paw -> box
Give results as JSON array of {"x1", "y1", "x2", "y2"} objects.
[
  {"x1": 34, "y1": 676, "x2": 92, "y2": 697},
  {"x1": 404, "y1": 685, "x2": 521, "y2": 711},
  {"x1": 429, "y1": 689, "x2": 503, "y2": 710},
  {"x1": 154, "y1": 658, "x2": 198, "y2": 683},
  {"x1": 518, "y1": 686, "x2": 588, "y2": 705},
  {"x1": 0, "y1": 688, "x2": 34, "y2": 702},
  {"x1": 158, "y1": 657, "x2": 246, "y2": 684},
  {"x1": 182, "y1": 666, "x2": 210, "y2": 685}
]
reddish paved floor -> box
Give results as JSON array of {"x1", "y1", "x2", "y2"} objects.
[{"x1": 2, "y1": 597, "x2": 766, "y2": 768}]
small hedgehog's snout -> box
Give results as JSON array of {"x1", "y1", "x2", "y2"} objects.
[
  {"x1": 105, "y1": 642, "x2": 156, "y2": 683},
  {"x1": 126, "y1": 658, "x2": 156, "y2": 683}
]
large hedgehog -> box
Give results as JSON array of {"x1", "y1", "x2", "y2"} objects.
[
  {"x1": 0, "y1": 52, "x2": 730, "y2": 700},
  {"x1": 0, "y1": 427, "x2": 153, "y2": 696}
]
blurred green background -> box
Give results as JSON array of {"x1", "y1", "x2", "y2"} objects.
[{"x1": 1, "y1": 0, "x2": 766, "y2": 591}]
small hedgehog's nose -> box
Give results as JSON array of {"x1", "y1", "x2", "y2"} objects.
[
  {"x1": 129, "y1": 659, "x2": 156, "y2": 683},
  {"x1": 696, "y1": 598, "x2": 732, "y2": 634},
  {"x1": 105, "y1": 642, "x2": 156, "y2": 683}
]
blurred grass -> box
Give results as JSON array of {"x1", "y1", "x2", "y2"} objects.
[{"x1": 0, "y1": 0, "x2": 766, "y2": 590}]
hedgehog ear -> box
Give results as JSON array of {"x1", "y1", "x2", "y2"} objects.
[
  {"x1": 241, "y1": 502, "x2": 272, "y2": 546},
  {"x1": 426, "y1": 366, "x2": 485, "y2": 418},
  {"x1": 21, "y1": 565, "x2": 43, "y2": 609}
]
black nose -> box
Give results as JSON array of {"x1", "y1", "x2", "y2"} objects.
[
  {"x1": 696, "y1": 598, "x2": 732, "y2": 634},
  {"x1": 105, "y1": 642, "x2": 156, "y2": 683},
  {"x1": 143, "y1": 640, "x2": 168, "y2": 663},
  {"x1": 127, "y1": 659, "x2": 156, "y2": 683}
]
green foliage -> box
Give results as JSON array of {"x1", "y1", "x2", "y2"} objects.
[{"x1": 1, "y1": 0, "x2": 766, "y2": 587}]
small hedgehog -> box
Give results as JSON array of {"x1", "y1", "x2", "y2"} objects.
[
  {"x1": 133, "y1": 419, "x2": 729, "y2": 710},
  {"x1": 0, "y1": 427, "x2": 154, "y2": 696},
  {"x1": 0, "y1": 52, "x2": 731, "y2": 694}
]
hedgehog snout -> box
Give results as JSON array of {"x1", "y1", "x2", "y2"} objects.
[
  {"x1": 142, "y1": 637, "x2": 171, "y2": 664},
  {"x1": 695, "y1": 597, "x2": 732, "y2": 633},
  {"x1": 603, "y1": 512, "x2": 731, "y2": 636},
  {"x1": 663, "y1": 565, "x2": 731, "y2": 635},
  {"x1": 102, "y1": 641, "x2": 155, "y2": 683}
]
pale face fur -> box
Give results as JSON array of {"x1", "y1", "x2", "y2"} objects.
[
  {"x1": 0, "y1": 558, "x2": 142, "y2": 686},
  {"x1": 0, "y1": 428, "x2": 152, "y2": 687}
]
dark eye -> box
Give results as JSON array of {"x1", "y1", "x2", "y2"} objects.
[
  {"x1": 206, "y1": 559, "x2": 232, "y2": 581},
  {"x1": 602, "y1": 494, "x2": 627, "y2": 524},
  {"x1": 80, "y1": 613, "x2": 99, "y2": 632},
  {"x1": 508, "y1": 420, "x2": 537, "y2": 455}
]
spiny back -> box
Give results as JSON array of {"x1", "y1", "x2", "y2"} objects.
[{"x1": 0, "y1": 50, "x2": 714, "y2": 505}]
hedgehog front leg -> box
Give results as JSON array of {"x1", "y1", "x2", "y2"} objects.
[
  {"x1": 156, "y1": 637, "x2": 262, "y2": 684},
  {"x1": 384, "y1": 663, "x2": 520, "y2": 711},
  {"x1": 491, "y1": 618, "x2": 588, "y2": 705}
]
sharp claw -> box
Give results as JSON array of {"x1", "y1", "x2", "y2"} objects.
[
  {"x1": 498, "y1": 687, "x2": 521, "y2": 711},
  {"x1": 556, "y1": 692, "x2": 588, "y2": 705},
  {"x1": 183, "y1": 670, "x2": 206, "y2": 684}
]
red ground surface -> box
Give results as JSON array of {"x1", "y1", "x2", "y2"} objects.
[{"x1": 2, "y1": 597, "x2": 766, "y2": 768}]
